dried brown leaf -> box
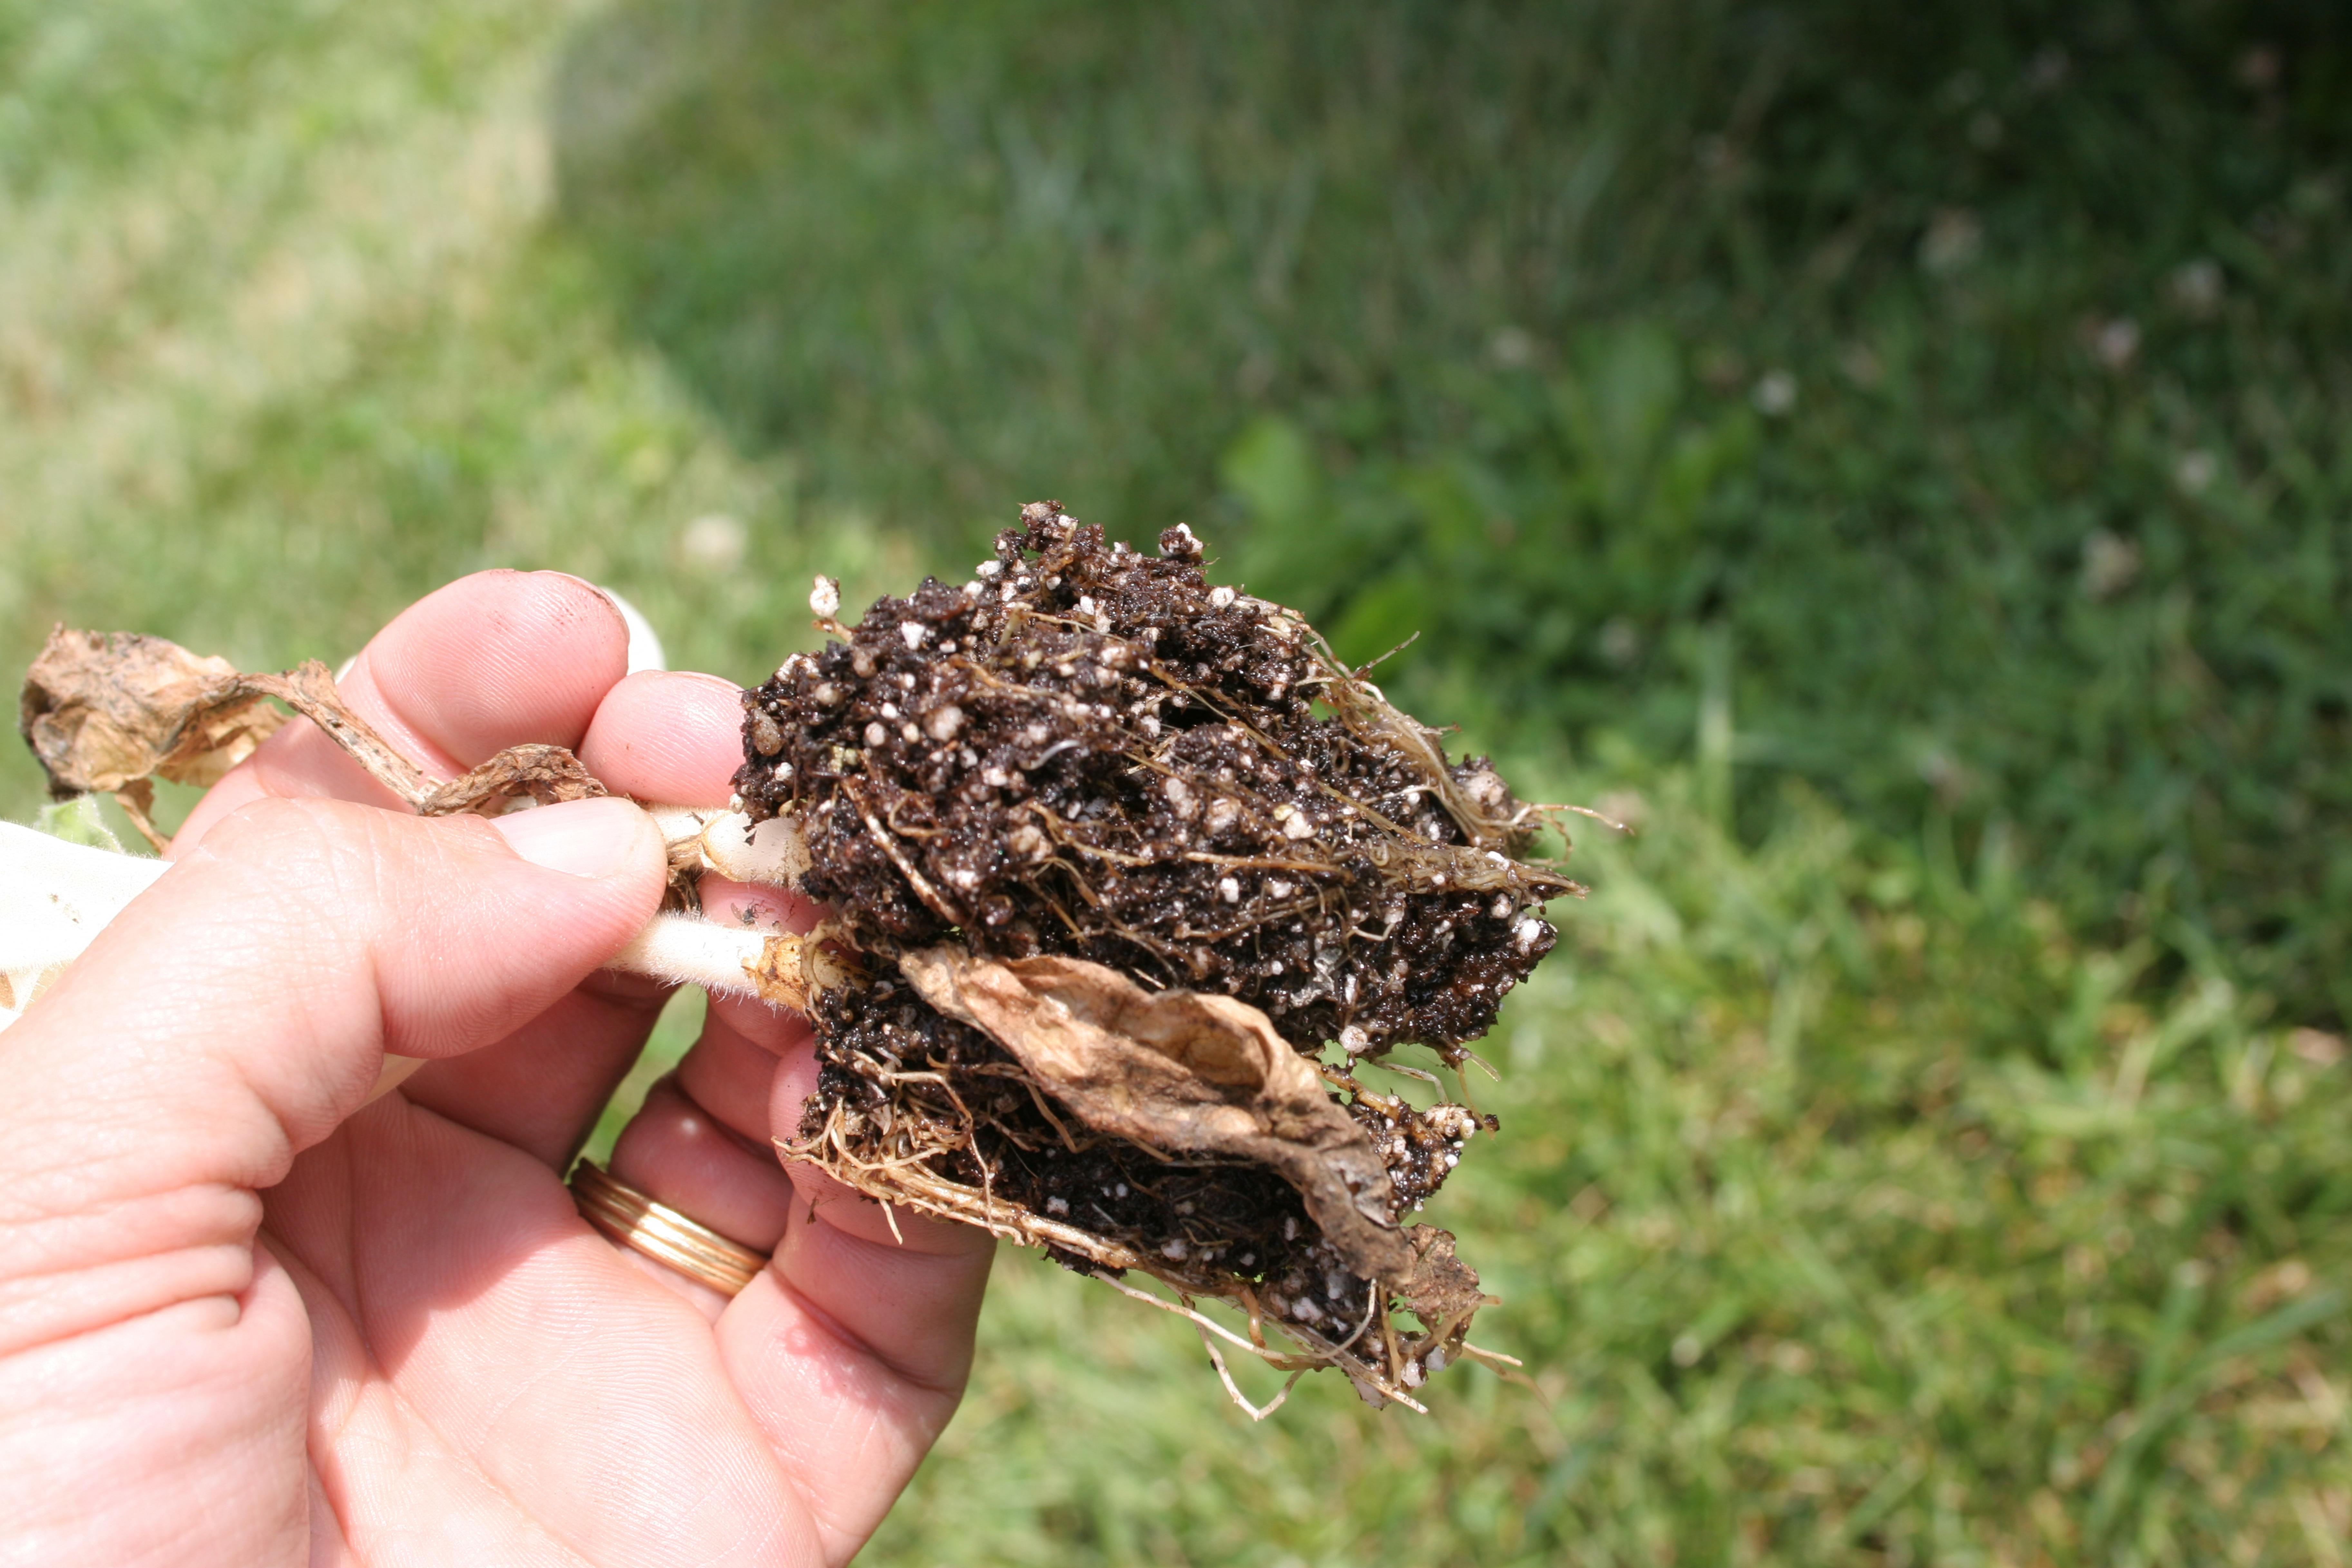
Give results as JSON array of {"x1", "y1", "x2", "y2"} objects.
[
  {"x1": 17, "y1": 627, "x2": 618, "y2": 829},
  {"x1": 1395, "y1": 1226, "x2": 1492, "y2": 1333},
  {"x1": 19, "y1": 627, "x2": 287, "y2": 797},
  {"x1": 898, "y1": 946, "x2": 1416, "y2": 1282}
]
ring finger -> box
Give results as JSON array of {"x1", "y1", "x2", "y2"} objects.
[
  {"x1": 602, "y1": 1071, "x2": 795, "y2": 1316},
  {"x1": 597, "y1": 871, "x2": 818, "y2": 1308}
]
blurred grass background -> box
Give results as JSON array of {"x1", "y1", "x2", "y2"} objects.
[{"x1": 6, "y1": 0, "x2": 2350, "y2": 1561}]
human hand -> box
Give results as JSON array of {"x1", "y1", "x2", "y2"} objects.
[{"x1": 0, "y1": 571, "x2": 993, "y2": 1566}]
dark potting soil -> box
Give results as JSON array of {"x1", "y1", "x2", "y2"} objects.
[{"x1": 736, "y1": 503, "x2": 1569, "y2": 1336}]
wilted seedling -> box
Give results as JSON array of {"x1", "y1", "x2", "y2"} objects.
[{"x1": 9, "y1": 504, "x2": 1581, "y2": 1415}]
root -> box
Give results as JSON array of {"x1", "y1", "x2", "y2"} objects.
[
  {"x1": 777, "y1": 1069, "x2": 1488, "y2": 1412},
  {"x1": 1197, "y1": 1325, "x2": 1307, "y2": 1422}
]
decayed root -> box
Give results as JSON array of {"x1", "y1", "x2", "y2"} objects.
[
  {"x1": 773, "y1": 944, "x2": 1497, "y2": 1415},
  {"x1": 780, "y1": 1082, "x2": 1491, "y2": 1414}
]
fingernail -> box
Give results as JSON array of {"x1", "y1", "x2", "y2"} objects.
[{"x1": 493, "y1": 795, "x2": 648, "y2": 879}]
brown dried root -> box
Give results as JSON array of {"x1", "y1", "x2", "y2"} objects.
[{"x1": 782, "y1": 1080, "x2": 1492, "y2": 1412}]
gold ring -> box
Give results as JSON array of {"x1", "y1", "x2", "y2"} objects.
[{"x1": 569, "y1": 1160, "x2": 771, "y2": 1298}]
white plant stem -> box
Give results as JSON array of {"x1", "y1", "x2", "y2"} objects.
[
  {"x1": 0, "y1": 810, "x2": 801, "y2": 1083},
  {"x1": 650, "y1": 805, "x2": 810, "y2": 887},
  {"x1": 608, "y1": 911, "x2": 772, "y2": 996},
  {"x1": 0, "y1": 822, "x2": 169, "y2": 1029}
]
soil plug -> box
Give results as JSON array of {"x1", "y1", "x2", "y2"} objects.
[{"x1": 738, "y1": 504, "x2": 1577, "y2": 1409}]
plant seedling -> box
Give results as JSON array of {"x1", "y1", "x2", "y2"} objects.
[{"x1": 10, "y1": 504, "x2": 1579, "y2": 1414}]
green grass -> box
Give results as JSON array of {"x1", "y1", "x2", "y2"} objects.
[
  {"x1": 555, "y1": 0, "x2": 2352, "y2": 1023},
  {"x1": 880, "y1": 758, "x2": 2352, "y2": 1564},
  {"x1": 6, "y1": 1, "x2": 2350, "y2": 1562},
  {"x1": 0, "y1": 0, "x2": 923, "y2": 820}
]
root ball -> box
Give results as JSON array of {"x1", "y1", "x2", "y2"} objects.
[{"x1": 737, "y1": 503, "x2": 1577, "y2": 1408}]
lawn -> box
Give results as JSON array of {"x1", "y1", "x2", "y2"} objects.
[{"x1": 5, "y1": 1, "x2": 2349, "y2": 1561}]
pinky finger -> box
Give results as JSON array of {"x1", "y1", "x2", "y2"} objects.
[{"x1": 715, "y1": 1201, "x2": 994, "y2": 1562}]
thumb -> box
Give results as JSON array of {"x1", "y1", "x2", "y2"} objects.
[{"x1": 0, "y1": 795, "x2": 664, "y2": 1335}]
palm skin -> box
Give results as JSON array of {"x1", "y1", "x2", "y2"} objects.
[{"x1": 0, "y1": 572, "x2": 991, "y2": 1566}]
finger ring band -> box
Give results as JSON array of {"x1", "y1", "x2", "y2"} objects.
[{"x1": 569, "y1": 1160, "x2": 771, "y2": 1298}]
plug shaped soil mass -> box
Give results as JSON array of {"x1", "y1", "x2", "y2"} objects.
[{"x1": 739, "y1": 504, "x2": 1577, "y2": 1409}]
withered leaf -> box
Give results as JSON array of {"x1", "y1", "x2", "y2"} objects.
[
  {"x1": 898, "y1": 946, "x2": 1417, "y2": 1283},
  {"x1": 1395, "y1": 1226, "x2": 1492, "y2": 1335},
  {"x1": 18, "y1": 627, "x2": 613, "y2": 829},
  {"x1": 19, "y1": 627, "x2": 288, "y2": 797}
]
